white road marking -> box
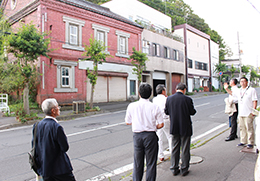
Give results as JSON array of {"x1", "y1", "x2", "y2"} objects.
[
  {"x1": 85, "y1": 163, "x2": 133, "y2": 181},
  {"x1": 84, "y1": 123, "x2": 227, "y2": 181},
  {"x1": 191, "y1": 123, "x2": 227, "y2": 142},
  {"x1": 67, "y1": 122, "x2": 125, "y2": 137},
  {"x1": 195, "y1": 102, "x2": 210, "y2": 108}
]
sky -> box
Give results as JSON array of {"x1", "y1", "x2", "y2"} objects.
[{"x1": 183, "y1": 0, "x2": 260, "y2": 68}]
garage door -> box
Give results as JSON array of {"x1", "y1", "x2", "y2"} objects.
[
  {"x1": 87, "y1": 76, "x2": 107, "y2": 103},
  {"x1": 109, "y1": 76, "x2": 127, "y2": 101}
]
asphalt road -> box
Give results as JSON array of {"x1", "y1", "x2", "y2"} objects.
[{"x1": 0, "y1": 88, "x2": 260, "y2": 181}]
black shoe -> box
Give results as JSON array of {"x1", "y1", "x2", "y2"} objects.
[
  {"x1": 181, "y1": 171, "x2": 189, "y2": 176},
  {"x1": 235, "y1": 135, "x2": 238, "y2": 138},
  {"x1": 225, "y1": 136, "x2": 235, "y2": 141},
  {"x1": 247, "y1": 144, "x2": 253, "y2": 149},
  {"x1": 237, "y1": 143, "x2": 246, "y2": 147},
  {"x1": 173, "y1": 169, "x2": 180, "y2": 176}
]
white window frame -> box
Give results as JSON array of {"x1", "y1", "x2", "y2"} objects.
[
  {"x1": 63, "y1": 16, "x2": 85, "y2": 51},
  {"x1": 69, "y1": 25, "x2": 78, "y2": 45},
  {"x1": 142, "y1": 40, "x2": 150, "y2": 54},
  {"x1": 54, "y1": 60, "x2": 78, "y2": 92},
  {"x1": 61, "y1": 67, "x2": 70, "y2": 87},
  {"x1": 92, "y1": 24, "x2": 110, "y2": 54},
  {"x1": 115, "y1": 30, "x2": 130, "y2": 58},
  {"x1": 11, "y1": 0, "x2": 17, "y2": 10}
]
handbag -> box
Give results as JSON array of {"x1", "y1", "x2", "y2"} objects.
[{"x1": 28, "y1": 122, "x2": 39, "y2": 175}]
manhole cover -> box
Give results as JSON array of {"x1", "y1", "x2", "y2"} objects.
[{"x1": 190, "y1": 155, "x2": 203, "y2": 164}]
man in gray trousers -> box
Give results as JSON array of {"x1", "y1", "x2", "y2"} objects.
[
  {"x1": 165, "y1": 83, "x2": 196, "y2": 177},
  {"x1": 125, "y1": 83, "x2": 164, "y2": 181}
]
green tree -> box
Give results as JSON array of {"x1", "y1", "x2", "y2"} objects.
[
  {"x1": 7, "y1": 23, "x2": 50, "y2": 114},
  {"x1": 229, "y1": 64, "x2": 238, "y2": 78},
  {"x1": 81, "y1": 37, "x2": 110, "y2": 109},
  {"x1": 214, "y1": 62, "x2": 228, "y2": 90},
  {"x1": 241, "y1": 65, "x2": 250, "y2": 75},
  {"x1": 129, "y1": 47, "x2": 149, "y2": 87}
]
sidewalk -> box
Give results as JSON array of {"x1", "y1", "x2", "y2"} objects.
[{"x1": 119, "y1": 129, "x2": 258, "y2": 181}]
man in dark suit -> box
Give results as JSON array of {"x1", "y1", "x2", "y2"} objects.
[
  {"x1": 32, "y1": 98, "x2": 76, "y2": 181},
  {"x1": 165, "y1": 83, "x2": 196, "y2": 177}
]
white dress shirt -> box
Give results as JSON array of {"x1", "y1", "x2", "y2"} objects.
[
  {"x1": 230, "y1": 85, "x2": 239, "y2": 104},
  {"x1": 236, "y1": 86, "x2": 258, "y2": 117},
  {"x1": 152, "y1": 94, "x2": 169, "y2": 120},
  {"x1": 45, "y1": 115, "x2": 58, "y2": 123},
  {"x1": 125, "y1": 98, "x2": 164, "y2": 133}
]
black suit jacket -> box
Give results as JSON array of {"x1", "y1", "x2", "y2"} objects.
[
  {"x1": 32, "y1": 118, "x2": 73, "y2": 177},
  {"x1": 165, "y1": 92, "x2": 196, "y2": 136}
]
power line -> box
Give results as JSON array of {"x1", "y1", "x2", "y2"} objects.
[{"x1": 246, "y1": 0, "x2": 260, "y2": 14}]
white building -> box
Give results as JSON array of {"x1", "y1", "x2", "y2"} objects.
[
  {"x1": 211, "y1": 40, "x2": 220, "y2": 90},
  {"x1": 174, "y1": 24, "x2": 212, "y2": 92}
]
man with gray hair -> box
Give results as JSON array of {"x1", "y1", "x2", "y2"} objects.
[
  {"x1": 153, "y1": 84, "x2": 172, "y2": 162},
  {"x1": 165, "y1": 83, "x2": 196, "y2": 177},
  {"x1": 31, "y1": 98, "x2": 76, "y2": 181}
]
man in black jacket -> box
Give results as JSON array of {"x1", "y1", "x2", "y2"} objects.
[
  {"x1": 165, "y1": 83, "x2": 196, "y2": 177},
  {"x1": 32, "y1": 98, "x2": 76, "y2": 181}
]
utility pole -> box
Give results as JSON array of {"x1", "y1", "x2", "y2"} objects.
[{"x1": 238, "y1": 32, "x2": 242, "y2": 79}]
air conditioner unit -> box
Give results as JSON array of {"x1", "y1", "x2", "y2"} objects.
[{"x1": 73, "y1": 101, "x2": 85, "y2": 114}]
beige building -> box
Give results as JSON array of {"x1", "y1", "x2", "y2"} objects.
[{"x1": 103, "y1": 0, "x2": 186, "y2": 95}]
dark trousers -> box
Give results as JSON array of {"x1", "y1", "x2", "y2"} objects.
[
  {"x1": 229, "y1": 103, "x2": 238, "y2": 138},
  {"x1": 170, "y1": 135, "x2": 191, "y2": 174},
  {"x1": 43, "y1": 172, "x2": 76, "y2": 181},
  {"x1": 133, "y1": 131, "x2": 158, "y2": 181}
]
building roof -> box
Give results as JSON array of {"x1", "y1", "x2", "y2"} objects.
[{"x1": 56, "y1": 0, "x2": 143, "y2": 29}]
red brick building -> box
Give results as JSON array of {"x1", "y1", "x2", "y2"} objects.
[{"x1": 1, "y1": 0, "x2": 143, "y2": 104}]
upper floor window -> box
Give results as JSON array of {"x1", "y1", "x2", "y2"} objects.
[
  {"x1": 152, "y1": 43, "x2": 160, "y2": 56},
  {"x1": 115, "y1": 30, "x2": 130, "y2": 58},
  {"x1": 173, "y1": 49, "x2": 179, "y2": 61},
  {"x1": 92, "y1": 24, "x2": 110, "y2": 54},
  {"x1": 142, "y1": 40, "x2": 150, "y2": 54},
  {"x1": 62, "y1": 16, "x2": 85, "y2": 51},
  {"x1": 188, "y1": 59, "x2": 193, "y2": 68},
  {"x1": 11, "y1": 0, "x2": 17, "y2": 10},
  {"x1": 195, "y1": 61, "x2": 208, "y2": 71},
  {"x1": 69, "y1": 25, "x2": 78, "y2": 45},
  {"x1": 164, "y1": 47, "x2": 170, "y2": 58}
]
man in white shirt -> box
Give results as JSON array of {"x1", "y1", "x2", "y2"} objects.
[
  {"x1": 125, "y1": 83, "x2": 164, "y2": 181},
  {"x1": 224, "y1": 78, "x2": 239, "y2": 141},
  {"x1": 153, "y1": 84, "x2": 172, "y2": 162},
  {"x1": 225, "y1": 77, "x2": 258, "y2": 149}
]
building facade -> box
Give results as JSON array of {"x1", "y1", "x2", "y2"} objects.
[
  {"x1": 211, "y1": 40, "x2": 220, "y2": 90},
  {"x1": 1, "y1": 0, "x2": 143, "y2": 104},
  {"x1": 102, "y1": 0, "x2": 186, "y2": 95},
  {"x1": 174, "y1": 24, "x2": 212, "y2": 92}
]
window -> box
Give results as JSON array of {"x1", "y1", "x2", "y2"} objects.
[
  {"x1": 116, "y1": 30, "x2": 130, "y2": 58},
  {"x1": 97, "y1": 30, "x2": 105, "y2": 44},
  {"x1": 152, "y1": 43, "x2": 160, "y2": 56},
  {"x1": 119, "y1": 37, "x2": 126, "y2": 54},
  {"x1": 63, "y1": 16, "x2": 85, "y2": 51},
  {"x1": 195, "y1": 61, "x2": 208, "y2": 71},
  {"x1": 61, "y1": 67, "x2": 70, "y2": 87},
  {"x1": 164, "y1": 47, "x2": 170, "y2": 58},
  {"x1": 92, "y1": 24, "x2": 110, "y2": 53},
  {"x1": 11, "y1": 0, "x2": 17, "y2": 9},
  {"x1": 130, "y1": 80, "x2": 136, "y2": 95},
  {"x1": 188, "y1": 59, "x2": 193, "y2": 68},
  {"x1": 69, "y1": 25, "x2": 78, "y2": 45},
  {"x1": 54, "y1": 60, "x2": 78, "y2": 92},
  {"x1": 173, "y1": 49, "x2": 179, "y2": 61},
  {"x1": 142, "y1": 40, "x2": 150, "y2": 54}
]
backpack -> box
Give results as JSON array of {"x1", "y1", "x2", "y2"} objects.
[{"x1": 28, "y1": 122, "x2": 39, "y2": 175}]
